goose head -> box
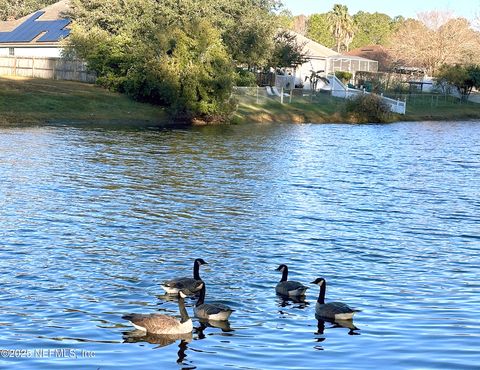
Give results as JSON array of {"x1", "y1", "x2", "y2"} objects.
[
  {"x1": 195, "y1": 258, "x2": 208, "y2": 266},
  {"x1": 311, "y1": 277, "x2": 326, "y2": 286},
  {"x1": 275, "y1": 264, "x2": 288, "y2": 272}
]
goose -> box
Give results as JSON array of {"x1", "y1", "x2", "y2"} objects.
[
  {"x1": 194, "y1": 283, "x2": 234, "y2": 321},
  {"x1": 122, "y1": 288, "x2": 195, "y2": 335},
  {"x1": 275, "y1": 264, "x2": 308, "y2": 296},
  {"x1": 161, "y1": 258, "x2": 207, "y2": 294},
  {"x1": 311, "y1": 277, "x2": 358, "y2": 320}
]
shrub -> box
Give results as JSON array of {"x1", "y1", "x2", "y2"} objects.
[
  {"x1": 345, "y1": 93, "x2": 392, "y2": 123},
  {"x1": 234, "y1": 70, "x2": 257, "y2": 87},
  {"x1": 335, "y1": 71, "x2": 353, "y2": 84}
]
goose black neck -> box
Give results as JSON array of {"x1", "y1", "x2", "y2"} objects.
[
  {"x1": 317, "y1": 282, "x2": 326, "y2": 304},
  {"x1": 280, "y1": 266, "x2": 289, "y2": 282},
  {"x1": 193, "y1": 261, "x2": 201, "y2": 280},
  {"x1": 196, "y1": 284, "x2": 206, "y2": 307},
  {"x1": 178, "y1": 295, "x2": 189, "y2": 323}
]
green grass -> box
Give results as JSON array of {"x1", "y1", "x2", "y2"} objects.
[
  {"x1": 0, "y1": 76, "x2": 167, "y2": 125},
  {"x1": 1, "y1": 77, "x2": 479, "y2": 126},
  {"x1": 402, "y1": 94, "x2": 480, "y2": 121},
  {"x1": 233, "y1": 91, "x2": 351, "y2": 124},
  {"x1": 234, "y1": 89, "x2": 480, "y2": 124}
]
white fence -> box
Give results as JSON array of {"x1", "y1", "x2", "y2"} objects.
[{"x1": 0, "y1": 56, "x2": 96, "y2": 83}]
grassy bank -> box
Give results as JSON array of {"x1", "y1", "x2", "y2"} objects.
[
  {"x1": 234, "y1": 89, "x2": 480, "y2": 124},
  {"x1": 1, "y1": 77, "x2": 479, "y2": 125},
  {"x1": 0, "y1": 77, "x2": 166, "y2": 125}
]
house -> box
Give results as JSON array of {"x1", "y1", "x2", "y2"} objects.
[
  {"x1": 0, "y1": 0, "x2": 71, "y2": 58},
  {"x1": 284, "y1": 31, "x2": 378, "y2": 89}
]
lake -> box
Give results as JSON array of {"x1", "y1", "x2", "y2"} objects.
[{"x1": 0, "y1": 121, "x2": 479, "y2": 369}]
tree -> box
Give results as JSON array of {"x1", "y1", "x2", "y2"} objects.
[
  {"x1": 69, "y1": 0, "x2": 280, "y2": 68},
  {"x1": 304, "y1": 69, "x2": 325, "y2": 91},
  {"x1": 0, "y1": 0, "x2": 58, "y2": 21},
  {"x1": 67, "y1": 0, "x2": 282, "y2": 122},
  {"x1": 350, "y1": 12, "x2": 400, "y2": 50},
  {"x1": 307, "y1": 13, "x2": 335, "y2": 49},
  {"x1": 292, "y1": 14, "x2": 308, "y2": 35},
  {"x1": 388, "y1": 11, "x2": 480, "y2": 75},
  {"x1": 437, "y1": 64, "x2": 480, "y2": 101},
  {"x1": 276, "y1": 9, "x2": 294, "y2": 30},
  {"x1": 269, "y1": 30, "x2": 309, "y2": 69},
  {"x1": 327, "y1": 4, "x2": 355, "y2": 52}
]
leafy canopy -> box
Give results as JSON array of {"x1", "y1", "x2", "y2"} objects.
[
  {"x1": 0, "y1": 0, "x2": 58, "y2": 21},
  {"x1": 437, "y1": 64, "x2": 480, "y2": 101},
  {"x1": 67, "y1": 0, "x2": 282, "y2": 122}
]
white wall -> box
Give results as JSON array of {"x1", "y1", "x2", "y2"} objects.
[
  {"x1": 0, "y1": 47, "x2": 63, "y2": 58},
  {"x1": 296, "y1": 58, "x2": 327, "y2": 89}
]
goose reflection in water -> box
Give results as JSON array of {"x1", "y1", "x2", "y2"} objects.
[
  {"x1": 123, "y1": 329, "x2": 193, "y2": 347},
  {"x1": 276, "y1": 293, "x2": 310, "y2": 309},
  {"x1": 123, "y1": 330, "x2": 192, "y2": 364},
  {"x1": 313, "y1": 317, "x2": 360, "y2": 350},
  {"x1": 315, "y1": 315, "x2": 360, "y2": 336},
  {"x1": 195, "y1": 320, "x2": 234, "y2": 340}
]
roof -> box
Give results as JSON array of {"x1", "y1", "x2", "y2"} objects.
[
  {"x1": 0, "y1": 0, "x2": 71, "y2": 46},
  {"x1": 344, "y1": 45, "x2": 391, "y2": 70},
  {"x1": 287, "y1": 30, "x2": 377, "y2": 63},
  {"x1": 287, "y1": 30, "x2": 339, "y2": 59}
]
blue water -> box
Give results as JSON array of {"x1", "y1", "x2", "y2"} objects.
[{"x1": 0, "y1": 121, "x2": 479, "y2": 369}]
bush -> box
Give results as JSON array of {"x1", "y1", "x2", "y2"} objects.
[
  {"x1": 335, "y1": 71, "x2": 353, "y2": 84},
  {"x1": 71, "y1": 20, "x2": 236, "y2": 123},
  {"x1": 234, "y1": 70, "x2": 257, "y2": 87},
  {"x1": 345, "y1": 93, "x2": 392, "y2": 123}
]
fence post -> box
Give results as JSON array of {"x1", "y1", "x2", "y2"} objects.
[
  {"x1": 289, "y1": 88, "x2": 292, "y2": 104},
  {"x1": 280, "y1": 87, "x2": 284, "y2": 104},
  {"x1": 256, "y1": 86, "x2": 259, "y2": 104}
]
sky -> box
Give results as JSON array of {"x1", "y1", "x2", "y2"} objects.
[{"x1": 281, "y1": 0, "x2": 479, "y2": 20}]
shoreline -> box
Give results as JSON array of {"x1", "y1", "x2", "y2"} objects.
[{"x1": 1, "y1": 77, "x2": 479, "y2": 126}]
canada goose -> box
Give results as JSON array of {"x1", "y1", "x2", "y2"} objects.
[
  {"x1": 194, "y1": 283, "x2": 234, "y2": 321},
  {"x1": 275, "y1": 264, "x2": 308, "y2": 296},
  {"x1": 161, "y1": 258, "x2": 207, "y2": 294},
  {"x1": 311, "y1": 277, "x2": 357, "y2": 320},
  {"x1": 122, "y1": 289, "x2": 195, "y2": 335}
]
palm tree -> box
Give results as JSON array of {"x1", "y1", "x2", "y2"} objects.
[{"x1": 327, "y1": 4, "x2": 356, "y2": 52}]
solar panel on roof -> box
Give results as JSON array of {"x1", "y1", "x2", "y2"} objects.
[{"x1": 0, "y1": 11, "x2": 71, "y2": 44}]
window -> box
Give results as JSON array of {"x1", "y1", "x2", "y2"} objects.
[{"x1": 8, "y1": 47, "x2": 14, "y2": 56}]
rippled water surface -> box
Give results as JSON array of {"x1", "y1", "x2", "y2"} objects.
[{"x1": 1, "y1": 121, "x2": 479, "y2": 369}]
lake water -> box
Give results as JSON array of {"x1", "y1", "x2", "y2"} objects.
[{"x1": 0, "y1": 121, "x2": 479, "y2": 370}]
